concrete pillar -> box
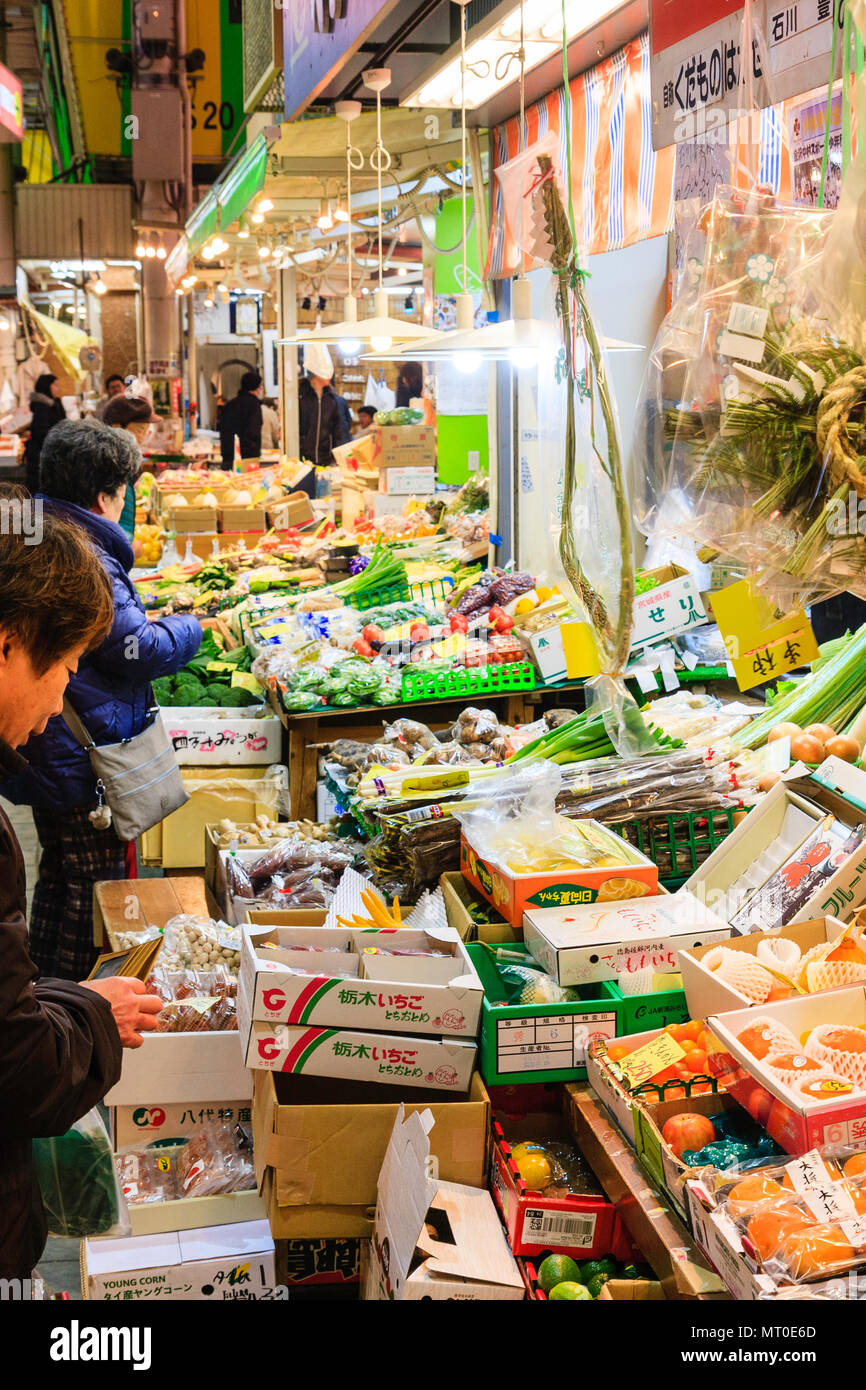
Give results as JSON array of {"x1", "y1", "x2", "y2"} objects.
[{"x1": 279, "y1": 266, "x2": 298, "y2": 457}]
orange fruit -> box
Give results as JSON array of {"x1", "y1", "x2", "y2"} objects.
[
  {"x1": 766, "y1": 983, "x2": 793, "y2": 1002},
  {"x1": 826, "y1": 937, "x2": 866, "y2": 965},
  {"x1": 607, "y1": 1044, "x2": 630, "y2": 1063},
  {"x1": 664, "y1": 1024, "x2": 688, "y2": 1042},
  {"x1": 798, "y1": 1076, "x2": 854, "y2": 1100},
  {"x1": 678, "y1": 1020, "x2": 705, "y2": 1044},
  {"x1": 747, "y1": 1205, "x2": 814, "y2": 1263},
  {"x1": 682, "y1": 1046, "x2": 708, "y2": 1074},
  {"x1": 780, "y1": 1224, "x2": 854, "y2": 1279},
  {"x1": 765, "y1": 1052, "x2": 821, "y2": 1073},
  {"x1": 800, "y1": 1030, "x2": 814, "y2": 1047},
  {"x1": 843, "y1": 1153, "x2": 866, "y2": 1179},
  {"x1": 726, "y1": 1173, "x2": 786, "y2": 1219},
  {"x1": 738, "y1": 1025, "x2": 781, "y2": 1060},
  {"x1": 844, "y1": 1182, "x2": 866, "y2": 1217},
  {"x1": 819, "y1": 1026, "x2": 866, "y2": 1053}
]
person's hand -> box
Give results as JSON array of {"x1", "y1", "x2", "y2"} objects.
[{"x1": 80, "y1": 975, "x2": 163, "y2": 1048}]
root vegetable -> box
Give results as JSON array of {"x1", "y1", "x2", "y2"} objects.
[
  {"x1": 824, "y1": 734, "x2": 861, "y2": 762},
  {"x1": 805, "y1": 723, "x2": 837, "y2": 743},
  {"x1": 768, "y1": 723, "x2": 802, "y2": 742},
  {"x1": 790, "y1": 733, "x2": 825, "y2": 763},
  {"x1": 758, "y1": 771, "x2": 782, "y2": 792}
]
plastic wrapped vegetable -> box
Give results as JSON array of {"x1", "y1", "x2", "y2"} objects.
[{"x1": 34, "y1": 1109, "x2": 130, "y2": 1237}]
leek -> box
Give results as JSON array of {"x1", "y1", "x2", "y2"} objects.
[{"x1": 731, "y1": 625, "x2": 866, "y2": 749}]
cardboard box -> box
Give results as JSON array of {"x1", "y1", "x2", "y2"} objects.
[
  {"x1": 276, "y1": 1237, "x2": 360, "y2": 1288},
  {"x1": 215, "y1": 849, "x2": 327, "y2": 926},
  {"x1": 238, "y1": 975, "x2": 477, "y2": 1090},
  {"x1": 490, "y1": 1107, "x2": 620, "y2": 1258},
  {"x1": 439, "y1": 870, "x2": 518, "y2": 945},
  {"x1": 204, "y1": 827, "x2": 294, "y2": 907},
  {"x1": 632, "y1": 564, "x2": 707, "y2": 647},
  {"x1": 679, "y1": 916, "x2": 848, "y2": 1018},
  {"x1": 83, "y1": 1219, "x2": 275, "y2": 1301},
  {"x1": 584, "y1": 1029, "x2": 718, "y2": 1147},
  {"x1": 240, "y1": 921, "x2": 483, "y2": 1036},
  {"x1": 218, "y1": 504, "x2": 268, "y2": 533},
  {"x1": 524, "y1": 621, "x2": 601, "y2": 683},
  {"x1": 158, "y1": 707, "x2": 281, "y2": 766},
  {"x1": 705, "y1": 987, "x2": 866, "y2": 1153},
  {"x1": 597, "y1": 1278, "x2": 666, "y2": 1300},
  {"x1": 332, "y1": 433, "x2": 377, "y2": 471},
  {"x1": 92, "y1": 875, "x2": 216, "y2": 950},
  {"x1": 683, "y1": 766, "x2": 866, "y2": 929},
  {"x1": 253, "y1": 1069, "x2": 489, "y2": 1235},
  {"x1": 267, "y1": 491, "x2": 316, "y2": 530},
  {"x1": 169, "y1": 505, "x2": 218, "y2": 533},
  {"x1": 467, "y1": 942, "x2": 621, "y2": 1086},
  {"x1": 378, "y1": 465, "x2": 436, "y2": 496},
  {"x1": 111, "y1": 1099, "x2": 251, "y2": 1149},
  {"x1": 460, "y1": 821, "x2": 659, "y2": 929},
  {"x1": 104, "y1": 1030, "x2": 253, "y2": 1107},
  {"x1": 374, "y1": 423, "x2": 436, "y2": 470},
  {"x1": 631, "y1": 1090, "x2": 743, "y2": 1228},
  {"x1": 140, "y1": 765, "x2": 286, "y2": 869},
  {"x1": 522, "y1": 889, "x2": 729, "y2": 987},
  {"x1": 126, "y1": 1190, "x2": 267, "y2": 1237},
  {"x1": 365, "y1": 1105, "x2": 524, "y2": 1300},
  {"x1": 339, "y1": 479, "x2": 376, "y2": 529}
]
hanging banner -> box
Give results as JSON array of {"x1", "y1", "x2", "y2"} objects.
[
  {"x1": 650, "y1": 0, "x2": 845, "y2": 150},
  {"x1": 789, "y1": 84, "x2": 843, "y2": 205},
  {"x1": 0, "y1": 63, "x2": 23, "y2": 142}
]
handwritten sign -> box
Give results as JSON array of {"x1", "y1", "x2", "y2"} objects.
[
  {"x1": 709, "y1": 575, "x2": 819, "y2": 691},
  {"x1": 618, "y1": 1033, "x2": 686, "y2": 1089}
]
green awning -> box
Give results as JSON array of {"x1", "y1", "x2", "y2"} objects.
[
  {"x1": 185, "y1": 192, "x2": 218, "y2": 256},
  {"x1": 217, "y1": 133, "x2": 269, "y2": 232}
]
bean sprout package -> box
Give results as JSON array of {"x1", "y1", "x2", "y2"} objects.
[
  {"x1": 455, "y1": 762, "x2": 658, "y2": 926},
  {"x1": 647, "y1": 186, "x2": 866, "y2": 609}
]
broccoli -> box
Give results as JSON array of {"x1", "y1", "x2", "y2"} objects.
[
  {"x1": 204, "y1": 682, "x2": 230, "y2": 703},
  {"x1": 220, "y1": 686, "x2": 258, "y2": 707},
  {"x1": 152, "y1": 677, "x2": 174, "y2": 703}
]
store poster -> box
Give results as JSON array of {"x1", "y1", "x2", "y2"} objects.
[{"x1": 789, "y1": 86, "x2": 842, "y2": 208}]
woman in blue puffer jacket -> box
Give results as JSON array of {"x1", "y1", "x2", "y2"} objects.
[{"x1": 1, "y1": 420, "x2": 202, "y2": 978}]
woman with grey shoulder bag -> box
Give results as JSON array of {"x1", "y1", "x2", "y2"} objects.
[{"x1": 0, "y1": 420, "x2": 202, "y2": 979}]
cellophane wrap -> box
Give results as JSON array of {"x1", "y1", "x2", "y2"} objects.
[{"x1": 644, "y1": 185, "x2": 866, "y2": 608}]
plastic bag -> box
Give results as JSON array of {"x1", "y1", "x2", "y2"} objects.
[
  {"x1": 33, "y1": 1108, "x2": 130, "y2": 1238},
  {"x1": 116, "y1": 1146, "x2": 179, "y2": 1205},
  {"x1": 175, "y1": 1123, "x2": 256, "y2": 1199},
  {"x1": 162, "y1": 914, "x2": 243, "y2": 974},
  {"x1": 383, "y1": 717, "x2": 438, "y2": 753}
]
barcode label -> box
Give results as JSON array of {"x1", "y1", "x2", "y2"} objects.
[
  {"x1": 405, "y1": 804, "x2": 443, "y2": 822},
  {"x1": 524, "y1": 1208, "x2": 597, "y2": 1248}
]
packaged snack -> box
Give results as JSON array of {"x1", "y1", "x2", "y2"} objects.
[{"x1": 175, "y1": 1123, "x2": 256, "y2": 1199}]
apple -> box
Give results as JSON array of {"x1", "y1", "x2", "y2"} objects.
[{"x1": 661, "y1": 1112, "x2": 717, "y2": 1159}]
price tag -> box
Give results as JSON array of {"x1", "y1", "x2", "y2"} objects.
[
  {"x1": 630, "y1": 666, "x2": 658, "y2": 694},
  {"x1": 205, "y1": 660, "x2": 234, "y2": 672},
  {"x1": 710, "y1": 575, "x2": 820, "y2": 693},
  {"x1": 231, "y1": 671, "x2": 263, "y2": 695},
  {"x1": 679, "y1": 649, "x2": 699, "y2": 670},
  {"x1": 618, "y1": 1034, "x2": 686, "y2": 1089},
  {"x1": 255, "y1": 624, "x2": 288, "y2": 639}
]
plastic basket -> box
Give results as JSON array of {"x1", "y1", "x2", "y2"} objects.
[
  {"x1": 401, "y1": 662, "x2": 535, "y2": 702},
  {"x1": 611, "y1": 806, "x2": 748, "y2": 885},
  {"x1": 347, "y1": 576, "x2": 454, "y2": 611}
]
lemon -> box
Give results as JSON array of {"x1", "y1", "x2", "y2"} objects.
[{"x1": 514, "y1": 596, "x2": 535, "y2": 615}]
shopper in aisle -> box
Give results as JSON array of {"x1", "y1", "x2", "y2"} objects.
[
  {"x1": 94, "y1": 373, "x2": 126, "y2": 421},
  {"x1": 261, "y1": 396, "x2": 281, "y2": 451},
  {"x1": 0, "y1": 502, "x2": 163, "y2": 1279},
  {"x1": 298, "y1": 365, "x2": 347, "y2": 492},
  {"x1": 24, "y1": 373, "x2": 66, "y2": 494},
  {"x1": 0, "y1": 421, "x2": 203, "y2": 980},
  {"x1": 102, "y1": 394, "x2": 155, "y2": 544},
  {"x1": 395, "y1": 361, "x2": 423, "y2": 408},
  {"x1": 219, "y1": 369, "x2": 264, "y2": 467},
  {"x1": 356, "y1": 404, "x2": 377, "y2": 436}
]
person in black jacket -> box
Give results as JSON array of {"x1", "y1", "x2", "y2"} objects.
[
  {"x1": 219, "y1": 369, "x2": 263, "y2": 468},
  {"x1": 0, "y1": 495, "x2": 162, "y2": 1278},
  {"x1": 24, "y1": 373, "x2": 66, "y2": 494},
  {"x1": 298, "y1": 370, "x2": 347, "y2": 490}
]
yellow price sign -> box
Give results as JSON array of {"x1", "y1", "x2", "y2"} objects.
[
  {"x1": 709, "y1": 575, "x2": 820, "y2": 692},
  {"x1": 231, "y1": 671, "x2": 262, "y2": 695},
  {"x1": 618, "y1": 1033, "x2": 686, "y2": 1090}
]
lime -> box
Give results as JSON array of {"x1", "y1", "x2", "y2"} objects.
[
  {"x1": 548, "y1": 1281, "x2": 592, "y2": 1301},
  {"x1": 579, "y1": 1255, "x2": 617, "y2": 1283},
  {"x1": 619, "y1": 1263, "x2": 642, "y2": 1280},
  {"x1": 537, "y1": 1254, "x2": 581, "y2": 1293},
  {"x1": 585, "y1": 1271, "x2": 612, "y2": 1298}
]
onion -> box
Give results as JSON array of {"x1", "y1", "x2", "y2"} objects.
[
  {"x1": 804, "y1": 723, "x2": 837, "y2": 743},
  {"x1": 758, "y1": 771, "x2": 782, "y2": 792},
  {"x1": 824, "y1": 734, "x2": 861, "y2": 763},
  {"x1": 767, "y1": 722, "x2": 802, "y2": 742},
  {"x1": 790, "y1": 733, "x2": 825, "y2": 764}
]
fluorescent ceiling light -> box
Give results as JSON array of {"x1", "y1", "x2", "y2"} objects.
[{"x1": 401, "y1": 0, "x2": 623, "y2": 109}]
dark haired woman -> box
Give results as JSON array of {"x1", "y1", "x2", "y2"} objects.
[
  {"x1": 24, "y1": 373, "x2": 65, "y2": 493},
  {"x1": 0, "y1": 419, "x2": 202, "y2": 979}
]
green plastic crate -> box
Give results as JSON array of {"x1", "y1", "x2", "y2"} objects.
[
  {"x1": 347, "y1": 576, "x2": 454, "y2": 610},
  {"x1": 607, "y1": 979, "x2": 689, "y2": 1036},
  {"x1": 611, "y1": 806, "x2": 748, "y2": 885},
  {"x1": 401, "y1": 661, "x2": 535, "y2": 702},
  {"x1": 466, "y1": 943, "x2": 621, "y2": 1086}
]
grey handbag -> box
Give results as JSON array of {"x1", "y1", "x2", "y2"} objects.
[{"x1": 62, "y1": 697, "x2": 188, "y2": 840}]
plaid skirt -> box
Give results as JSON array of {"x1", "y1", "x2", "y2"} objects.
[{"x1": 28, "y1": 804, "x2": 127, "y2": 981}]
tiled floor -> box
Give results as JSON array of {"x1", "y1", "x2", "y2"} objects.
[{"x1": 2, "y1": 799, "x2": 86, "y2": 1297}]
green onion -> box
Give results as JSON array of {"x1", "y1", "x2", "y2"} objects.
[{"x1": 732, "y1": 626, "x2": 866, "y2": 749}]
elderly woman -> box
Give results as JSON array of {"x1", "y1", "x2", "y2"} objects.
[
  {"x1": 0, "y1": 420, "x2": 202, "y2": 979},
  {"x1": 0, "y1": 496, "x2": 162, "y2": 1278}
]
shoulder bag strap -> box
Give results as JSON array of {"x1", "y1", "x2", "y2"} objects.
[{"x1": 61, "y1": 696, "x2": 96, "y2": 750}]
